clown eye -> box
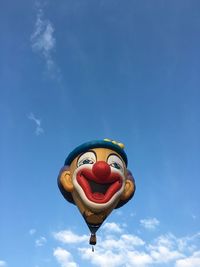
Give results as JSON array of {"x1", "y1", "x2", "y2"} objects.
[
  {"x1": 107, "y1": 154, "x2": 124, "y2": 173},
  {"x1": 110, "y1": 162, "x2": 121, "y2": 170},
  {"x1": 79, "y1": 159, "x2": 94, "y2": 166},
  {"x1": 77, "y1": 151, "x2": 96, "y2": 167}
]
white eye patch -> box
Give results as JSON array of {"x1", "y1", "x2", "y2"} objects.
[
  {"x1": 77, "y1": 151, "x2": 96, "y2": 167},
  {"x1": 107, "y1": 154, "x2": 124, "y2": 174}
]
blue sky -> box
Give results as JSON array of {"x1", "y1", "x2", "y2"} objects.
[{"x1": 0, "y1": 0, "x2": 200, "y2": 266}]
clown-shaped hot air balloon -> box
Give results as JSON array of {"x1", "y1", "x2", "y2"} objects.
[{"x1": 58, "y1": 139, "x2": 135, "y2": 247}]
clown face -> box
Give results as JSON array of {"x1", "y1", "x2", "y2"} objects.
[
  {"x1": 71, "y1": 148, "x2": 126, "y2": 211},
  {"x1": 58, "y1": 139, "x2": 135, "y2": 244},
  {"x1": 59, "y1": 141, "x2": 135, "y2": 226}
]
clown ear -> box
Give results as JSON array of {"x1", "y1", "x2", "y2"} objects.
[
  {"x1": 115, "y1": 170, "x2": 136, "y2": 209},
  {"x1": 57, "y1": 166, "x2": 75, "y2": 205}
]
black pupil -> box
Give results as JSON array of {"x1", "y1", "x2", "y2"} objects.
[
  {"x1": 113, "y1": 162, "x2": 120, "y2": 169},
  {"x1": 83, "y1": 159, "x2": 92, "y2": 164}
]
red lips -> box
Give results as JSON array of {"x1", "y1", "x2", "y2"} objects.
[{"x1": 76, "y1": 161, "x2": 123, "y2": 204}]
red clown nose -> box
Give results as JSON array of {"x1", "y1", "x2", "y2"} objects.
[{"x1": 92, "y1": 161, "x2": 111, "y2": 182}]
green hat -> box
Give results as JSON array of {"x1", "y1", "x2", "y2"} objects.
[{"x1": 65, "y1": 139, "x2": 128, "y2": 166}]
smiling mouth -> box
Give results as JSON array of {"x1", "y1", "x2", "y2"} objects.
[
  {"x1": 76, "y1": 170, "x2": 123, "y2": 204},
  {"x1": 89, "y1": 179, "x2": 113, "y2": 194}
]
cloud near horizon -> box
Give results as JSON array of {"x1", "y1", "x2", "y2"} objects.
[
  {"x1": 54, "y1": 247, "x2": 78, "y2": 267},
  {"x1": 53, "y1": 222, "x2": 200, "y2": 267}
]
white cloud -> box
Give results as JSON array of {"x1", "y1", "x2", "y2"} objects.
[
  {"x1": 176, "y1": 251, "x2": 200, "y2": 267},
  {"x1": 176, "y1": 232, "x2": 200, "y2": 252},
  {"x1": 53, "y1": 247, "x2": 78, "y2": 267},
  {"x1": 140, "y1": 217, "x2": 160, "y2": 230},
  {"x1": 0, "y1": 261, "x2": 6, "y2": 267},
  {"x1": 150, "y1": 245, "x2": 184, "y2": 263},
  {"x1": 53, "y1": 230, "x2": 88, "y2": 244},
  {"x1": 98, "y1": 233, "x2": 145, "y2": 252},
  {"x1": 79, "y1": 239, "x2": 150, "y2": 267},
  {"x1": 28, "y1": 112, "x2": 44, "y2": 136},
  {"x1": 127, "y1": 250, "x2": 153, "y2": 266},
  {"x1": 78, "y1": 229, "x2": 147, "y2": 267},
  {"x1": 102, "y1": 222, "x2": 123, "y2": 233},
  {"x1": 78, "y1": 232, "x2": 184, "y2": 267},
  {"x1": 121, "y1": 234, "x2": 145, "y2": 246},
  {"x1": 80, "y1": 247, "x2": 124, "y2": 267},
  {"x1": 53, "y1": 222, "x2": 200, "y2": 267},
  {"x1": 154, "y1": 233, "x2": 175, "y2": 248},
  {"x1": 147, "y1": 233, "x2": 184, "y2": 264},
  {"x1": 35, "y1": 236, "x2": 47, "y2": 247}
]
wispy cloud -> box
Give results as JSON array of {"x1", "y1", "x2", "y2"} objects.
[
  {"x1": 140, "y1": 217, "x2": 160, "y2": 230},
  {"x1": 192, "y1": 214, "x2": 197, "y2": 220},
  {"x1": 53, "y1": 247, "x2": 78, "y2": 267},
  {"x1": 115, "y1": 210, "x2": 123, "y2": 216},
  {"x1": 30, "y1": 4, "x2": 61, "y2": 80},
  {"x1": 28, "y1": 112, "x2": 44, "y2": 136},
  {"x1": 29, "y1": 228, "x2": 36, "y2": 235},
  {"x1": 0, "y1": 261, "x2": 7, "y2": 267},
  {"x1": 53, "y1": 222, "x2": 200, "y2": 267},
  {"x1": 35, "y1": 236, "x2": 47, "y2": 247}
]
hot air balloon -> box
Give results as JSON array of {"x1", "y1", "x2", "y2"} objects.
[{"x1": 57, "y1": 139, "x2": 135, "y2": 249}]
